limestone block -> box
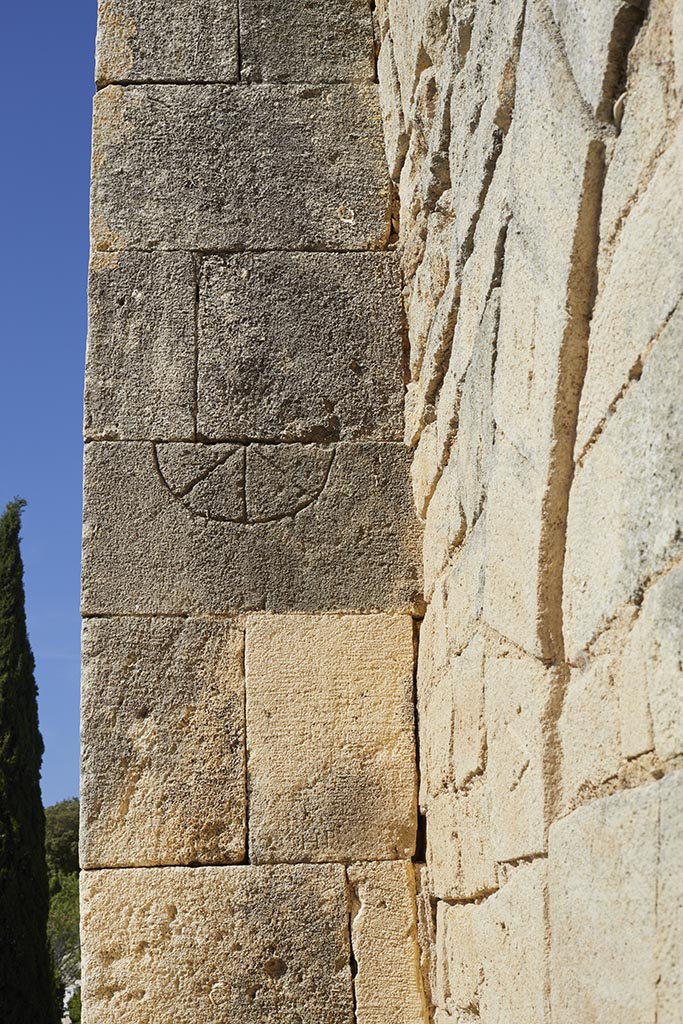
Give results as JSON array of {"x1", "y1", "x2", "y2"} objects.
[
  {"x1": 81, "y1": 864, "x2": 354, "y2": 1024},
  {"x1": 347, "y1": 861, "x2": 426, "y2": 1024},
  {"x1": 239, "y1": 0, "x2": 375, "y2": 84},
  {"x1": 378, "y1": 32, "x2": 410, "y2": 180},
  {"x1": 558, "y1": 641, "x2": 622, "y2": 815},
  {"x1": 564, "y1": 306, "x2": 683, "y2": 658},
  {"x1": 482, "y1": 433, "x2": 548, "y2": 660},
  {"x1": 577, "y1": 120, "x2": 683, "y2": 456},
  {"x1": 427, "y1": 781, "x2": 497, "y2": 900},
  {"x1": 387, "y1": 0, "x2": 431, "y2": 123},
  {"x1": 486, "y1": 641, "x2": 558, "y2": 862},
  {"x1": 197, "y1": 253, "x2": 404, "y2": 443},
  {"x1": 614, "y1": 612, "x2": 654, "y2": 760},
  {"x1": 435, "y1": 863, "x2": 549, "y2": 1024},
  {"x1": 422, "y1": 453, "x2": 465, "y2": 598},
  {"x1": 84, "y1": 252, "x2": 195, "y2": 441},
  {"x1": 419, "y1": 660, "x2": 454, "y2": 800},
  {"x1": 550, "y1": 0, "x2": 645, "y2": 118},
  {"x1": 675, "y1": 0, "x2": 683, "y2": 96},
  {"x1": 443, "y1": 513, "x2": 486, "y2": 655},
  {"x1": 476, "y1": 863, "x2": 550, "y2": 1024},
  {"x1": 246, "y1": 613, "x2": 417, "y2": 863},
  {"x1": 80, "y1": 617, "x2": 245, "y2": 868},
  {"x1": 95, "y1": 0, "x2": 238, "y2": 86},
  {"x1": 628, "y1": 563, "x2": 683, "y2": 760},
  {"x1": 434, "y1": 901, "x2": 479, "y2": 1015},
  {"x1": 91, "y1": 84, "x2": 391, "y2": 253},
  {"x1": 658, "y1": 772, "x2": 683, "y2": 1023},
  {"x1": 82, "y1": 441, "x2": 422, "y2": 614},
  {"x1": 598, "y1": 1, "x2": 675, "y2": 258},
  {"x1": 405, "y1": 197, "x2": 454, "y2": 383},
  {"x1": 549, "y1": 772, "x2": 683, "y2": 1024}
]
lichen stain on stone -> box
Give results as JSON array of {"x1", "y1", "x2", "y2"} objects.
[{"x1": 96, "y1": 1, "x2": 137, "y2": 86}]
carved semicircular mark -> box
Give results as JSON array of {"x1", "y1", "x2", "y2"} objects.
[{"x1": 154, "y1": 442, "x2": 335, "y2": 524}]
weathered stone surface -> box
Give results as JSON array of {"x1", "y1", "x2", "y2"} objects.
[
  {"x1": 486, "y1": 641, "x2": 558, "y2": 862},
  {"x1": 82, "y1": 441, "x2": 422, "y2": 614},
  {"x1": 443, "y1": 512, "x2": 486, "y2": 654},
  {"x1": 378, "y1": 32, "x2": 409, "y2": 180},
  {"x1": 91, "y1": 84, "x2": 391, "y2": 252},
  {"x1": 577, "y1": 119, "x2": 683, "y2": 457},
  {"x1": 95, "y1": 0, "x2": 239, "y2": 85},
  {"x1": 564, "y1": 306, "x2": 683, "y2": 658},
  {"x1": 347, "y1": 861, "x2": 426, "y2": 1024},
  {"x1": 246, "y1": 613, "x2": 416, "y2": 863},
  {"x1": 197, "y1": 253, "x2": 404, "y2": 443},
  {"x1": 427, "y1": 781, "x2": 497, "y2": 900},
  {"x1": 422, "y1": 452, "x2": 465, "y2": 597},
  {"x1": 628, "y1": 563, "x2": 683, "y2": 760},
  {"x1": 551, "y1": 0, "x2": 645, "y2": 118},
  {"x1": 84, "y1": 252, "x2": 195, "y2": 441},
  {"x1": 239, "y1": 0, "x2": 375, "y2": 84},
  {"x1": 435, "y1": 863, "x2": 549, "y2": 1023},
  {"x1": 81, "y1": 617, "x2": 245, "y2": 868},
  {"x1": 81, "y1": 864, "x2": 354, "y2": 1024},
  {"x1": 549, "y1": 772, "x2": 683, "y2": 1024},
  {"x1": 558, "y1": 640, "x2": 622, "y2": 815}
]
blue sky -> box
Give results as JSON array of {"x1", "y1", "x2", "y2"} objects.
[{"x1": 1, "y1": 1, "x2": 96, "y2": 805}]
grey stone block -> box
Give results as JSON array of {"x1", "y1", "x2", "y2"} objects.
[
  {"x1": 95, "y1": 0, "x2": 239, "y2": 85},
  {"x1": 197, "y1": 253, "x2": 404, "y2": 443},
  {"x1": 91, "y1": 84, "x2": 391, "y2": 253},
  {"x1": 81, "y1": 441, "x2": 423, "y2": 614},
  {"x1": 80, "y1": 617, "x2": 246, "y2": 868},
  {"x1": 85, "y1": 252, "x2": 195, "y2": 441},
  {"x1": 239, "y1": 0, "x2": 376, "y2": 84}
]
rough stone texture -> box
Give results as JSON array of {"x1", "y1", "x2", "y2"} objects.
[
  {"x1": 95, "y1": 0, "x2": 239, "y2": 85},
  {"x1": 239, "y1": 0, "x2": 375, "y2": 84},
  {"x1": 84, "y1": 252, "x2": 195, "y2": 440},
  {"x1": 197, "y1": 253, "x2": 404, "y2": 443},
  {"x1": 81, "y1": 864, "x2": 355, "y2": 1024},
  {"x1": 82, "y1": 441, "x2": 422, "y2": 614},
  {"x1": 91, "y1": 84, "x2": 391, "y2": 253},
  {"x1": 426, "y1": 781, "x2": 497, "y2": 901},
  {"x1": 564, "y1": 305, "x2": 683, "y2": 658},
  {"x1": 551, "y1": 1, "x2": 645, "y2": 119},
  {"x1": 347, "y1": 861, "x2": 426, "y2": 1024},
  {"x1": 246, "y1": 613, "x2": 417, "y2": 863},
  {"x1": 549, "y1": 772, "x2": 683, "y2": 1024},
  {"x1": 81, "y1": 617, "x2": 245, "y2": 868}
]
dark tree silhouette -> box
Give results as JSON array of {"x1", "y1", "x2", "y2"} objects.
[{"x1": 0, "y1": 500, "x2": 58, "y2": 1020}]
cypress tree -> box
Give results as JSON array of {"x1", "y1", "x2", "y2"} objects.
[{"x1": 0, "y1": 499, "x2": 57, "y2": 1021}]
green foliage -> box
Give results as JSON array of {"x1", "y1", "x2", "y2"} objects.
[
  {"x1": 67, "y1": 988, "x2": 81, "y2": 1023},
  {"x1": 48, "y1": 870, "x2": 80, "y2": 989},
  {"x1": 0, "y1": 499, "x2": 59, "y2": 1021},
  {"x1": 46, "y1": 797, "x2": 80, "y2": 878}
]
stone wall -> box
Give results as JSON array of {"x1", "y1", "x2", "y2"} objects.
[
  {"x1": 81, "y1": 1, "x2": 683, "y2": 1022},
  {"x1": 376, "y1": 0, "x2": 683, "y2": 1021}
]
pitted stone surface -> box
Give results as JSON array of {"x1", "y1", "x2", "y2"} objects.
[
  {"x1": 197, "y1": 253, "x2": 404, "y2": 443},
  {"x1": 95, "y1": 0, "x2": 239, "y2": 85},
  {"x1": 85, "y1": 252, "x2": 195, "y2": 440},
  {"x1": 91, "y1": 84, "x2": 391, "y2": 253},
  {"x1": 81, "y1": 864, "x2": 354, "y2": 1024},
  {"x1": 82, "y1": 441, "x2": 422, "y2": 614},
  {"x1": 80, "y1": 617, "x2": 245, "y2": 868},
  {"x1": 246, "y1": 613, "x2": 417, "y2": 863},
  {"x1": 240, "y1": 0, "x2": 375, "y2": 84}
]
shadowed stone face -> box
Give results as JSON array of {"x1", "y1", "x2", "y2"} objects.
[
  {"x1": 82, "y1": 441, "x2": 422, "y2": 614},
  {"x1": 91, "y1": 84, "x2": 392, "y2": 253},
  {"x1": 80, "y1": 617, "x2": 246, "y2": 869}
]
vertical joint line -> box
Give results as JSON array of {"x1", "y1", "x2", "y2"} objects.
[{"x1": 345, "y1": 868, "x2": 360, "y2": 1024}]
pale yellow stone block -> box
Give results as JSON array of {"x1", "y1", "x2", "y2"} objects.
[
  {"x1": 81, "y1": 864, "x2": 354, "y2": 1024},
  {"x1": 347, "y1": 861, "x2": 427, "y2": 1024},
  {"x1": 427, "y1": 781, "x2": 497, "y2": 900},
  {"x1": 549, "y1": 773, "x2": 683, "y2": 1024},
  {"x1": 443, "y1": 513, "x2": 487, "y2": 655},
  {"x1": 486, "y1": 641, "x2": 559, "y2": 861},
  {"x1": 246, "y1": 613, "x2": 417, "y2": 863},
  {"x1": 80, "y1": 617, "x2": 246, "y2": 868},
  {"x1": 434, "y1": 900, "x2": 479, "y2": 1015}
]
